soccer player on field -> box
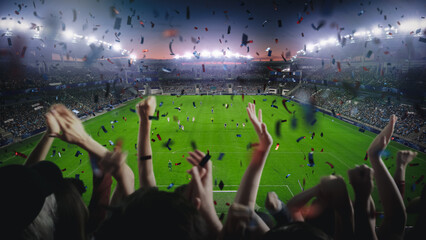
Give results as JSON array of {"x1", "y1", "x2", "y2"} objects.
[{"x1": 168, "y1": 160, "x2": 172, "y2": 171}]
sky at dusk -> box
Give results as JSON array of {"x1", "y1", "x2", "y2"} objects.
[{"x1": 0, "y1": 0, "x2": 425, "y2": 60}]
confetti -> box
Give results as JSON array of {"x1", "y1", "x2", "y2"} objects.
[{"x1": 296, "y1": 136, "x2": 305, "y2": 143}]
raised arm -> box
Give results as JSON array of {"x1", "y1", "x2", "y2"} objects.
[
  {"x1": 265, "y1": 192, "x2": 292, "y2": 227},
  {"x1": 48, "y1": 104, "x2": 111, "y2": 233},
  {"x1": 394, "y1": 150, "x2": 417, "y2": 198},
  {"x1": 367, "y1": 115, "x2": 406, "y2": 239},
  {"x1": 49, "y1": 104, "x2": 108, "y2": 160},
  {"x1": 186, "y1": 150, "x2": 222, "y2": 237},
  {"x1": 348, "y1": 165, "x2": 377, "y2": 240},
  {"x1": 25, "y1": 112, "x2": 59, "y2": 166},
  {"x1": 234, "y1": 102, "x2": 273, "y2": 210},
  {"x1": 98, "y1": 140, "x2": 134, "y2": 206},
  {"x1": 136, "y1": 96, "x2": 157, "y2": 188}
]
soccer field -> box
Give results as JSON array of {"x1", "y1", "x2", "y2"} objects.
[{"x1": 1, "y1": 95, "x2": 425, "y2": 225}]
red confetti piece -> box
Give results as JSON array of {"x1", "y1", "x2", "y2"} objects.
[
  {"x1": 225, "y1": 203, "x2": 230, "y2": 206},
  {"x1": 202, "y1": 64, "x2": 205, "y2": 72},
  {"x1": 107, "y1": 58, "x2": 114, "y2": 64},
  {"x1": 325, "y1": 162, "x2": 334, "y2": 168},
  {"x1": 15, "y1": 151, "x2": 27, "y2": 159},
  {"x1": 205, "y1": 27, "x2": 208, "y2": 31},
  {"x1": 194, "y1": 26, "x2": 198, "y2": 29},
  {"x1": 363, "y1": 67, "x2": 369, "y2": 71},
  {"x1": 297, "y1": 17, "x2": 303, "y2": 24}
]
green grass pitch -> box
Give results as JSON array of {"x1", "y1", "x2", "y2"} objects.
[{"x1": 1, "y1": 95, "x2": 425, "y2": 225}]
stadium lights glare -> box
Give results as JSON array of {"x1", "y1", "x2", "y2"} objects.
[
  {"x1": 212, "y1": 50, "x2": 221, "y2": 58},
  {"x1": 112, "y1": 43, "x2": 122, "y2": 52},
  {"x1": 371, "y1": 27, "x2": 382, "y2": 35},
  {"x1": 201, "y1": 50, "x2": 211, "y2": 58},
  {"x1": 173, "y1": 49, "x2": 251, "y2": 60},
  {"x1": 129, "y1": 54, "x2": 136, "y2": 60},
  {"x1": 291, "y1": 18, "x2": 426, "y2": 61},
  {"x1": 306, "y1": 44, "x2": 314, "y2": 52},
  {"x1": 87, "y1": 36, "x2": 97, "y2": 45},
  {"x1": 184, "y1": 52, "x2": 192, "y2": 59},
  {"x1": 63, "y1": 30, "x2": 74, "y2": 39}
]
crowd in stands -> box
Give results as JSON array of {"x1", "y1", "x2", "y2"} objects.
[
  {"x1": 0, "y1": 65, "x2": 121, "y2": 91},
  {"x1": 303, "y1": 64, "x2": 403, "y2": 88},
  {"x1": 292, "y1": 85, "x2": 425, "y2": 144},
  {"x1": 1, "y1": 96, "x2": 425, "y2": 240},
  {"x1": 0, "y1": 86, "x2": 135, "y2": 139}
]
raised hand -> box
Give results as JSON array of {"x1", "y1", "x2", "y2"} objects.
[
  {"x1": 99, "y1": 140, "x2": 134, "y2": 204},
  {"x1": 45, "y1": 111, "x2": 60, "y2": 136},
  {"x1": 348, "y1": 165, "x2": 374, "y2": 201},
  {"x1": 265, "y1": 192, "x2": 282, "y2": 213},
  {"x1": 98, "y1": 140, "x2": 127, "y2": 177},
  {"x1": 246, "y1": 102, "x2": 272, "y2": 152},
  {"x1": 49, "y1": 104, "x2": 90, "y2": 146},
  {"x1": 348, "y1": 165, "x2": 377, "y2": 240},
  {"x1": 368, "y1": 114, "x2": 396, "y2": 158},
  {"x1": 136, "y1": 96, "x2": 156, "y2": 120},
  {"x1": 186, "y1": 150, "x2": 213, "y2": 203},
  {"x1": 49, "y1": 104, "x2": 108, "y2": 160},
  {"x1": 396, "y1": 150, "x2": 417, "y2": 167},
  {"x1": 186, "y1": 150, "x2": 222, "y2": 235}
]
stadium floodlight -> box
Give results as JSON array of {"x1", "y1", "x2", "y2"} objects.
[
  {"x1": 398, "y1": 19, "x2": 426, "y2": 33},
  {"x1": 306, "y1": 44, "x2": 314, "y2": 52},
  {"x1": 173, "y1": 54, "x2": 181, "y2": 59},
  {"x1": 246, "y1": 55, "x2": 253, "y2": 59},
  {"x1": 184, "y1": 52, "x2": 192, "y2": 59},
  {"x1": 87, "y1": 36, "x2": 97, "y2": 45},
  {"x1": 130, "y1": 54, "x2": 136, "y2": 60},
  {"x1": 319, "y1": 39, "x2": 327, "y2": 46},
  {"x1": 371, "y1": 27, "x2": 382, "y2": 35},
  {"x1": 212, "y1": 50, "x2": 221, "y2": 58},
  {"x1": 201, "y1": 50, "x2": 211, "y2": 58},
  {"x1": 225, "y1": 50, "x2": 232, "y2": 58},
  {"x1": 63, "y1": 30, "x2": 74, "y2": 39},
  {"x1": 112, "y1": 43, "x2": 122, "y2": 52}
]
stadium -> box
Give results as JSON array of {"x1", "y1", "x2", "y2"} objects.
[{"x1": 0, "y1": 0, "x2": 425, "y2": 239}]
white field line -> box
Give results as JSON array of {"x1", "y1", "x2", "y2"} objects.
[
  {"x1": 158, "y1": 184, "x2": 293, "y2": 197},
  {"x1": 65, "y1": 161, "x2": 87, "y2": 177}
]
